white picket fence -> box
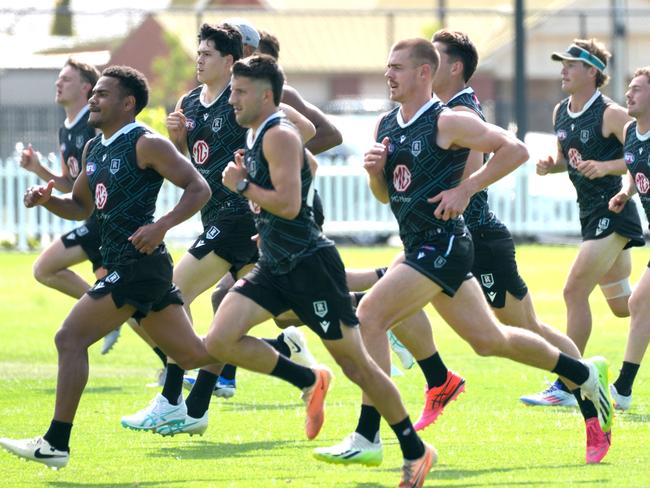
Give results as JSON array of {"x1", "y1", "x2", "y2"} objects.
[{"x1": 1, "y1": 152, "x2": 647, "y2": 251}]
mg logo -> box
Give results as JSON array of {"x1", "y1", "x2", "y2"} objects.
[
  {"x1": 393, "y1": 164, "x2": 411, "y2": 192},
  {"x1": 193, "y1": 140, "x2": 209, "y2": 165},
  {"x1": 567, "y1": 147, "x2": 583, "y2": 169},
  {"x1": 95, "y1": 183, "x2": 108, "y2": 209},
  {"x1": 635, "y1": 172, "x2": 650, "y2": 194}
]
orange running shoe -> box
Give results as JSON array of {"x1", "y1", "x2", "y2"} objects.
[
  {"x1": 302, "y1": 366, "x2": 332, "y2": 440},
  {"x1": 398, "y1": 442, "x2": 437, "y2": 488},
  {"x1": 414, "y1": 370, "x2": 465, "y2": 431}
]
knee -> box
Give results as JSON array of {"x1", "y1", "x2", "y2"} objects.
[
  {"x1": 32, "y1": 259, "x2": 53, "y2": 286},
  {"x1": 204, "y1": 334, "x2": 231, "y2": 364},
  {"x1": 562, "y1": 283, "x2": 583, "y2": 304},
  {"x1": 334, "y1": 355, "x2": 371, "y2": 386},
  {"x1": 628, "y1": 292, "x2": 644, "y2": 319},
  {"x1": 356, "y1": 300, "x2": 390, "y2": 334},
  {"x1": 467, "y1": 333, "x2": 500, "y2": 357},
  {"x1": 54, "y1": 327, "x2": 82, "y2": 354}
]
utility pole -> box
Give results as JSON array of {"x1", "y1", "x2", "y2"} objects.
[{"x1": 610, "y1": 0, "x2": 627, "y2": 103}]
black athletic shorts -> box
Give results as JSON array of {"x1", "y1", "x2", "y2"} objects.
[
  {"x1": 312, "y1": 189, "x2": 325, "y2": 230},
  {"x1": 580, "y1": 201, "x2": 645, "y2": 250},
  {"x1": 87, "y1": 245, "x2": 183, "y2": 320},
  {"x1": 188, "y1": 211, "x2": 259, "y2": 276},
  {"x1": 471, "y1": 225, "x2": 528, "y2": 308},
  {"x1": 60, "y1": 216, "x2": 103, "y2": 272},
  {"x1": 403, "y1": 231, "x2": 474, "y2": 297},
  {"x1": 232, "y1": 245, "x2": 359, "y2": 340}
]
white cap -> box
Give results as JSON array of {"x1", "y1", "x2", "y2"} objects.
[{"x1": 224, "y1": 18, "x2": 260, "y2": 49}]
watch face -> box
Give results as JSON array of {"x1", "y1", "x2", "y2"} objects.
[{"x1": 237, "y1": 179, "x2": 249, "y2": 193}]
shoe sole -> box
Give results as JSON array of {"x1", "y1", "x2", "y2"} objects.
[
  {"x1": 519, "y1": 397, "x2": 577, "y2": 407},
  {"x1": 312, "y1": 451, "x2": 382, "y2": 467},
  {"x1": 156, "y1": 424, "x2": 208, "y2": 437},
  {"x1": 414, "y1": 380, "x2": 465, "y2": 432},
  {"x1": 0, "y1": 445, "x2": 68, "y2": 470},
  {"x1": 120, "y1": 419, "x2": 184, "y2": 433},
  {"x1": 305, "y1": 368, "x2": 332, "y2": 440}
]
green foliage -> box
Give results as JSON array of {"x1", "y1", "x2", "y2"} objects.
[
  {"x1": 50, "y1": 0, "x2": 73, "y2": 36},
  {"x1": 137, "y1": 106, "x2": 169, "y2": 137},
  {"x1": 150, "y1": 31, "x2": 196, "y2": 109},
  {"x1": 0, "y1": 246, "x2": 649, "y2": 487}
]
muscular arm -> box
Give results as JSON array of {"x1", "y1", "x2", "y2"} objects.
[
  {"x1": 280, "y1": 102, "x2": 316, "y2": 143},
  {"x1": 136, "y1": 134, "x2": 211, "y2": 234},
  {"x1": 593, "y1": 103, "x2": 634, "y2": 176},
  {"x1": 166, "y1": 95, "x2": 189, "y2": 155},
  {"x1": 452, "y1": 106, "x2": 486, "y2": 182},
  {"x1": 364, "y1": 117, "x2": 389, "y2": 204},
  {"x1": 281, "y1": 85, "x2": 342, "y2": 154}
]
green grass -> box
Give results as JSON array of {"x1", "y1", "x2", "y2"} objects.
[{"x1": 0, "y1": 245, "x2": 649, "y2": 487}]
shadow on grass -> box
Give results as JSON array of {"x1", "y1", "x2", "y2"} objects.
[
  {"x1": 219, "y1": 401, "x2": 302, "y2": 412},
  {"x1": 147, "y1": 438, "x2": 292, "y2": 460},
  {"x1": 617, "y1": 412, "x2": 650, "y2": 423},
  {"x1": 37, "y1": 386, "x2": 123, "y2": 395},
  {"x1": 48, "y1": 482, "x2": 209, "y2": 488}
]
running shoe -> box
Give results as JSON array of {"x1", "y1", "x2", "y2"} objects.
[
  {"x1": 313, "y1": 432, "x2": 383, "y2": 466},
  {"x1": 414, "y1": 370, "x2": 465, "y2": 431},
  {"x1": 580, "y1": 357, "x2": 614, "y2": 432},
  {"x1": 283, "y1": 326, "x2": 317, "y2": 367},
  {"x1": 388, "y1": 330, "x2": 415, "y2": 370},
  {"x1": 585, "y1": 417, "x2": 611, "y2": 464},
  {"x1": 609, "y1": 383, "x2": 632, "y2": 411},
  {"x1": 0, "y1": 436, "x2": 69, "y2": 469},
  {"x1": 100, "y1": 326, "x2": 121, "y2": 355},
  {"x1": 120, "y1": 393, "x2": 186, "y2": 433},
  {"x1": 520, "y1": 379, "x2": 578, "y2": 407},
  {"x1": 302, "y1": 366, "x2": 332, "y2": 440},
  {"x1": 399, "y1": 442, "x2": 437, "y2": 488},
  {"x1": 156, "y1": 411, "x2": 208, "y2": 437}
]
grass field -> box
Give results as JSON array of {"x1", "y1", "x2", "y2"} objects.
[{"x1": 1, "y1": 244, "x2": 649, "y2": 488}]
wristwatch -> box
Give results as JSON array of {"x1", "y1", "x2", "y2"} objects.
[{"x1": 236, "y1": 178, "x2": 250, "y2": 194}]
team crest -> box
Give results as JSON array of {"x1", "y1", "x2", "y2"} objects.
[
  {"x1": 246, "y1": 156, "x2": 257, "y2": 177},
  {"x1": 624, "y1": 152, "x2": 635, "y2": 165},
  {"x1": 186, "y1": 118, "x2": 196, "y2": 130},
  {"x1": 211, "y1": 117, "x2": 223, "y2": 132},
  {"x1": 86, "y1": 162, "x2": 96, "y2": 175},
  {"x1": 595, "y1": 217, "x2": 610, "y2": 236},
  {"x1": 76, "y1": 225, "x2": 89, "y2": 236},
  {"x1": 434, "y1": 256, "x2": 447, "y2": 269},
  {"x1": 110, "y1": 159, "x2": 120, "y2": 174},
  {"x1": 580, "y1": 129, "x2": 590, "y2": 144},
  {"x1": 635, "y1": 172, "x2": 650, "y2": 194},
  {"x1": 313, "y1": 300, "x2": 328, "y2": 318},
  {"x1": 411, "y1": 140, "x2": 422, "y2": 157},
  {"x1": 75, "y1": 135, "x2": 85, "y2": 149},
  {"x1": 105, "y1": 271, "x2": 120, "y2": 283},
  {"x1": 480, "y1": 273, "x2": 495, "y2": 289},
  {"x1": 206, "y1": 226, "x2": 220, "y2": 239},
  {"x1": 556, "y1": 129, "x2": 567, "y2": 141}
]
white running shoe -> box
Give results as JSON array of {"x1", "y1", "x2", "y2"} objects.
[
  {"x1": 520, "y1": 380, "x2": 578, "y2": 407},
  {"x1": 610, "y1": 384, "x2": 632, "y2": 411},
  {"x1": 120, "y1": 393, "x2": 187, "y2": 433},
  {"x1": 214, "y1": 378, "x2": 236, "y2": 399},
  {"x1": 0, "y1": 436, "x2": 69, "y2": 469},
  {"x1": 101, "y1": 326, "x2": 121, "y2": 355},
  {"x1": 387, "y1": 330, "x2": 415, "y2": 370},
  {"x1": 156, "y1": 411, "x2": 208, "y2": 437},
  {"x1": 313, "y1": 432, "x2": 383, "y2": 466},
  {"x1": 282, "y1": 326, "x2": 317, "y2": 367}
]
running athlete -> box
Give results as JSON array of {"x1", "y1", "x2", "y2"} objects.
[
  {"x1": 315, "y1": 38, "x2": 613, "y2": 470},
  {"x1": 209, "y1": 54, "x2": 436, "y2": 488},
  {"x1": 0, "y1": 66, "x2": 216, "y2": 469},
  {"x1": 607, "y1": 67, "x2": 650, "y2": 410},
  {"x1": 530, "y1": 38, "x2": 644, "y2": 406}
]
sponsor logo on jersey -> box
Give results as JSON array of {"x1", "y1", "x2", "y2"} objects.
[
  {"x1": 567, "y1": 147, "x2": 583, "y2": 169},
  {"x1": 393, "y1": 164, "x2": 412, "y2": 192},
  {"x1": 211, "y1": 117, "x2": 223, "y2": 132},
  {"x1": 480, "y1": 273, "x2": 495, "y2": 289},
  {"x1": 580, "y1": 129, "x2": 590, "y2": 144},
  {"x1": 625, "y1": 152, "x2": 635, "y2": 165},
  {"x1": 193, "y1": 140, "x2": 209, "y2": 165},
  {"x1": 95, "y1": 183, "x2": 108, "y2": 209},
  {"x1": 556, "y1": 129, "x2": 567, "y2": 141},
  {"x1": 75, "y1": 135, "x2": 85, "y2": 149},
  {"x1": 313, "y1": 300, "x2": 328, "y2": 318},
  {"x1": 595, "y1": 217, "x2": 610, "y2": 236},
  {"x1": 67, "y1": 156, "x2": 80, "y2": 178},
  {"x1": 635, "y1": 172, "x2": 650, "y2": 194},
  {"x1": 411, "y1": 140, "x2": 422, "y2": 157},
  {"x1": 110, "y1": 159, "x2": 120, "y2": 174},
  {"x1": 206, "y1": 226, "x2": 220, "y2": 239},
  {"x1": 86, "y1": 162, "x2": 96, "y2": 175}
]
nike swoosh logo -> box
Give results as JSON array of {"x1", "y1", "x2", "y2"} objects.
[
  {"x1": 286, "y1": 337, "x2": 302, "y2": 353},
  {"x1": 34, "y1": 448, "x2": 67, "y2": 459}
]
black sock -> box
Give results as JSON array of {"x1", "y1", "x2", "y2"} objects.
[
  {"x1": 270, "y1": 354, "x2": 315, "y2": 389},
  {"x1": 161, "y1": 363, "x2": 185, "y2": 405},
  {"x1": 43, "y1": 420, "x2": 72, "y2": 452},
  {"x1": 351, "y1": 292, "x2": 366, "y2": 308},
  {"x1": 264, "y1": 336, "x2": 291, "y2": 358},
  {"x1": 375, "y1": 267, "x2": 388, "y2": 279},
  {"x1": 417, "y1": 353, "x2": 448, "y2": 389},
  {"x1": 354, "y1": 404, "x2": 381, "y2": 443},
  {"x1": 613, "y1": 361, "x2": 640, "y2": 396},
  {"x1": 572, "y1": 389, "x2": 598, "y2": 420},
  {"x1": 186, "y1": 369, "x2": 218, "y2": 418},
  {"x1": 555, "y1": 378, "x2": 571, "y2": 393},
  {"x1": 220, "y1": 363, "x2": 237, "y2": 381},
  {"x1": 551, "y1": 353, "x2": 589, "y2": 385},
  {"x1": 389, "y1": 416, "x2": 424, "y2": 461},
  {"x1": 153, "y1": 347, "x2": 167, "y2": 367}
]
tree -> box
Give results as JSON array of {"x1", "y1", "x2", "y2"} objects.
[
  {"x1": 50, "y1": 0, "x2": 73, "y2": 36},
  {"x1": 149, "y1": 32, "x2": 196, "y2": 110}
]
